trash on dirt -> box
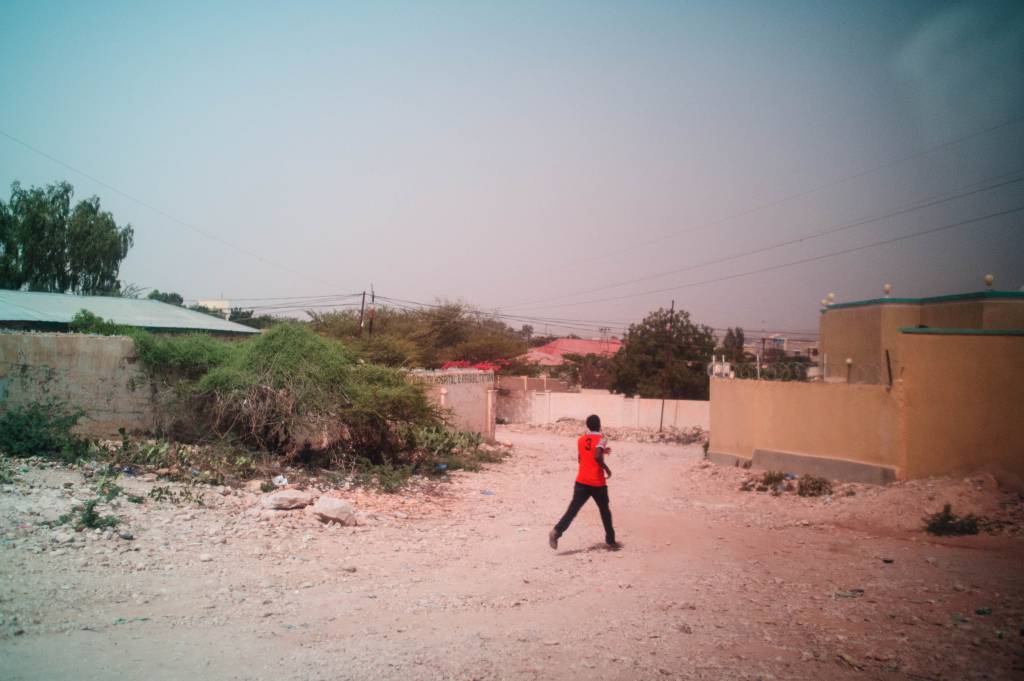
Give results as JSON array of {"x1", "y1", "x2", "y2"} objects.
[
  {"x1": 272, "y1": 475, "x2": 288, "y2": 487},
  {"x1": 836, "y1": 653, "x2": 864, "y2": 670},
  {"x1": 975, "y1": 607, "x2": 992, "y2": 616},
  {"x1": 881, "y1": 558, "x2": 894, "y2": 564},
  {"x1": 835, "y1": 588, "x2": 865, "y2": 598},
  {"x1": 481, "y1": 489, "x2": 495, "y2": 496}
]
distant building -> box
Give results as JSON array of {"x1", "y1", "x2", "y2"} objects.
[
  {"x1": 523, "y1": 337, "x2": 623, "y2": 367},
  {"x1": 196, "y1": 299, "x2": 231, "y2": 319},
  {"x1": 0, "y1": 290, "x2": 259, "y2": 335}
]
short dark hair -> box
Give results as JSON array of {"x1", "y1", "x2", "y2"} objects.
[{"x1": 586, "y1": 414, "x2": 601, "y2": 432}]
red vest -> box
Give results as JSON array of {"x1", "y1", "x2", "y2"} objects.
[{"x1": 576, "y1": 433, "x2": 607, "y2": 487}]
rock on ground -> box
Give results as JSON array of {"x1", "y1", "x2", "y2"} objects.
[
  {"x1": 312, "y1": 495, "x2": 356, "y2": 525},
  {"x1": 260, "y1": 489, "x2": 314, "y2": 510}
]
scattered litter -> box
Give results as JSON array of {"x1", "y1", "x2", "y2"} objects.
[
  {"x1": 836, "y1": 653, "x2": 864, "y2": 670},
  {"x1": 783, "y1": 473, "x2": 797, "y2": 480},
  {"x1": 481, "y1": 490, "x2": 495, "y2": 496},
  {"x1": 975, "y1": 607, "x2": 992, "y2": 616},
  {"x1": 835, "y1": 588, "x2": 865, "y2": 598},
  {"x1": 272, "y1": 475, "x2": 288, "y2": 487},
  {"x1": 434, "y1": 463, "x2": 448, "y2": 473},
  {"x1": 881, "y1": 558, "x2": 894, "y2": 564}
]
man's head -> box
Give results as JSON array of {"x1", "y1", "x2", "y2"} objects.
[{"x1": 586, "y1": 414, "x2": 601, "y2": 432}]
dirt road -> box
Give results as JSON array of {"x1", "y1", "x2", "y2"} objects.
[{"x1": 2, "y1": 428, "x2": 1022, "y2": 680}]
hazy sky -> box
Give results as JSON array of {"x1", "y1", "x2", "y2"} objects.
[{"x1": 2, "y1": 1, "x2": 1022, "y2": 337}]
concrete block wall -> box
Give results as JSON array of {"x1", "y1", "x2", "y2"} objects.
[
  {"x1": 410, "y1": 369, "x2": 497, "y2": 440},
  {"x1": 0, "y1": 332, "x2": 159, "y2": 437},
  {"x1": 511, "y1": 388, "x2": 709, "y2": 430}
]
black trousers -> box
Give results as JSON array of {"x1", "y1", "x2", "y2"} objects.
[{"x1": 554, "y1": 482, "x2": 615, "y2": 544}]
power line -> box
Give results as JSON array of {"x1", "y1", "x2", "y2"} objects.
[
  {"x1": 187, "y1": 292, "x2": 363, "y2": 303},
  {"x1": 501, "y1": 169, "x2": 1024, "y2": 310},
  {"x1": 374, "y1": 293, "x2": 820, "y2": 338},
  {"x1": 546, "y1": 115, "x2": 1024, "y2": 269},
  {"x1": 0, "y1": 128, "x2": 340, "y2": 289},
  {"x1": 511, "y1": 204, "x2": 1024, "y2": 311}
]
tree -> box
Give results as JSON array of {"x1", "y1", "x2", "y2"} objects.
[
  {"x1": 147, "y1": 289, "x2": 184, "y2": 306},
  {"x1": 721, "y1": 327, "x2": 747, "y2": 362},
  {"x1": 228, "y1": 307, "x2": 279, "y2": 330},
  {"x1": 0, "y1": 181, "x2": 133, "y2": 294},
  {"x1": 608, "y1": 307, "x2": 715, "y2": 399},
  {"x1": 309, "y1": 301, "x2": 527, "y2": 368},
  {"x1": 553, "y1": 352, "x2": 613, "y2": 389}
]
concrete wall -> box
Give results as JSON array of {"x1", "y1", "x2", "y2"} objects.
[
  {"x1": 899, "y1": 332, "x2": 1024, "y2": 482},
  {"x1": 819, "y1": 295, "x2": 1024, "y2": 384},
  {"x1": 711, "y1": 331, "x2": 1024, "y2": 483},
  {"x1": 410, "y1": 369, "x2": 497, "y2": 440},
  {"x1": 710, "y1": 378, "x2": 899, "y2": 471},
  {"x1": 516, "y1": 388, "x2": 709, "y2": 430},
  {"x1": 0, "y1": 334, "x2": 502, "y2": 443},
  {"x1": 496, "y1": 375, "x2": 572, "y2": 393},
  {"x1": 983, "y1": 300, "x2": 1024, "y2": 329},
  {"x1": 0, "y1": 332, "x2": 158, "y2": 436}
]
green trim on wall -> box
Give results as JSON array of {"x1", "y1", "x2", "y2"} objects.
[
  {"x1": 824, "y1": 290, "x2": 1024, "y2": 311},
  {"x1": 899, "y1": 327, "x2": 1024, "y2": 336}
]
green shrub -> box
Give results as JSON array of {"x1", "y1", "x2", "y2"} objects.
[
  {"x1": 797, "y1": 475, "x2": 833, "y2": 497},
  {"x1": 153, "y1": 323, "x2": 436, "y2": 462},
  {"x1": 72, "y1": 315, "x2": 450, "y2": 474},
  {"x1": 761, "y1": 470, "x2": 785, "y2": 487},
  {"x1": 132, "y1": 331, "x2": 239, "y2": 379},
  {"x1": 924, "y1": 504, "x2": 980, "y2": 536},
  {"x1": 70, "y1": 309, "x2": 132, "y2": 336},
  {"x1": 0, "y1": 401, "x2": 90, "y2": 462}
]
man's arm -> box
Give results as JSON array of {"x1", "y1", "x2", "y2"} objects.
[{"x1": 595, "y1": 447, "x2": 612, "y2": 479}]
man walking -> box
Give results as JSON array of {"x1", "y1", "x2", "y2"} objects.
[{"x1": 549, "y1": 414, "x2": 618, "y2": 550}]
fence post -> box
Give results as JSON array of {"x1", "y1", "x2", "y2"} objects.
[{"x1": 756, "y1": 351, "x2": 761, "y2": 380}]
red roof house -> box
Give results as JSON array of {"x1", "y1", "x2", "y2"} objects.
[{"x1": 523, "y1": 338, "x2": 623, "y2": 366}]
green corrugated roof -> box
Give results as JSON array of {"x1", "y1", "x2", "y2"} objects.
[{"x1": 0, "y1": 290, "x2": 259, "y2": 334}]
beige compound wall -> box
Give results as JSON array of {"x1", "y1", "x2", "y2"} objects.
[
  {"x1": 899, "y1": 333, "x2": 1024, "y2": 482},
  {"x1": 0, "y1": 332, "x2": 158, "y2": 437},
  {"x1": 710, "y1": 378, "x2": 900, "y2": 470},
  {"x1": 983, "y1": 300, "x2": 1024, "y2": 329},
  {"x1": 711, "y1": 331, "x2": 1024, "y2": 483},
  {"x1": 525, "y1": 389, "x2": 709, "y2": 430},
  {"x1": 412, "y1": 370, "x2": 497, "y2": 440}
]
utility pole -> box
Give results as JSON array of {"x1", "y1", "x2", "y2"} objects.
[
  {"x1": 367, "y1": 285, "x2": 376, "y2": 338},
  {"x1": 659, "y1": 300, "x2": 675, "y2": 432},
  {"x1": 358, "y1": 291, "x2": 366, "y2": 337}
]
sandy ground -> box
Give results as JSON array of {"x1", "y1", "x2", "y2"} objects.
[{"x1": 1, "y1": 427, "x2": 1022, "y2": 681}]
